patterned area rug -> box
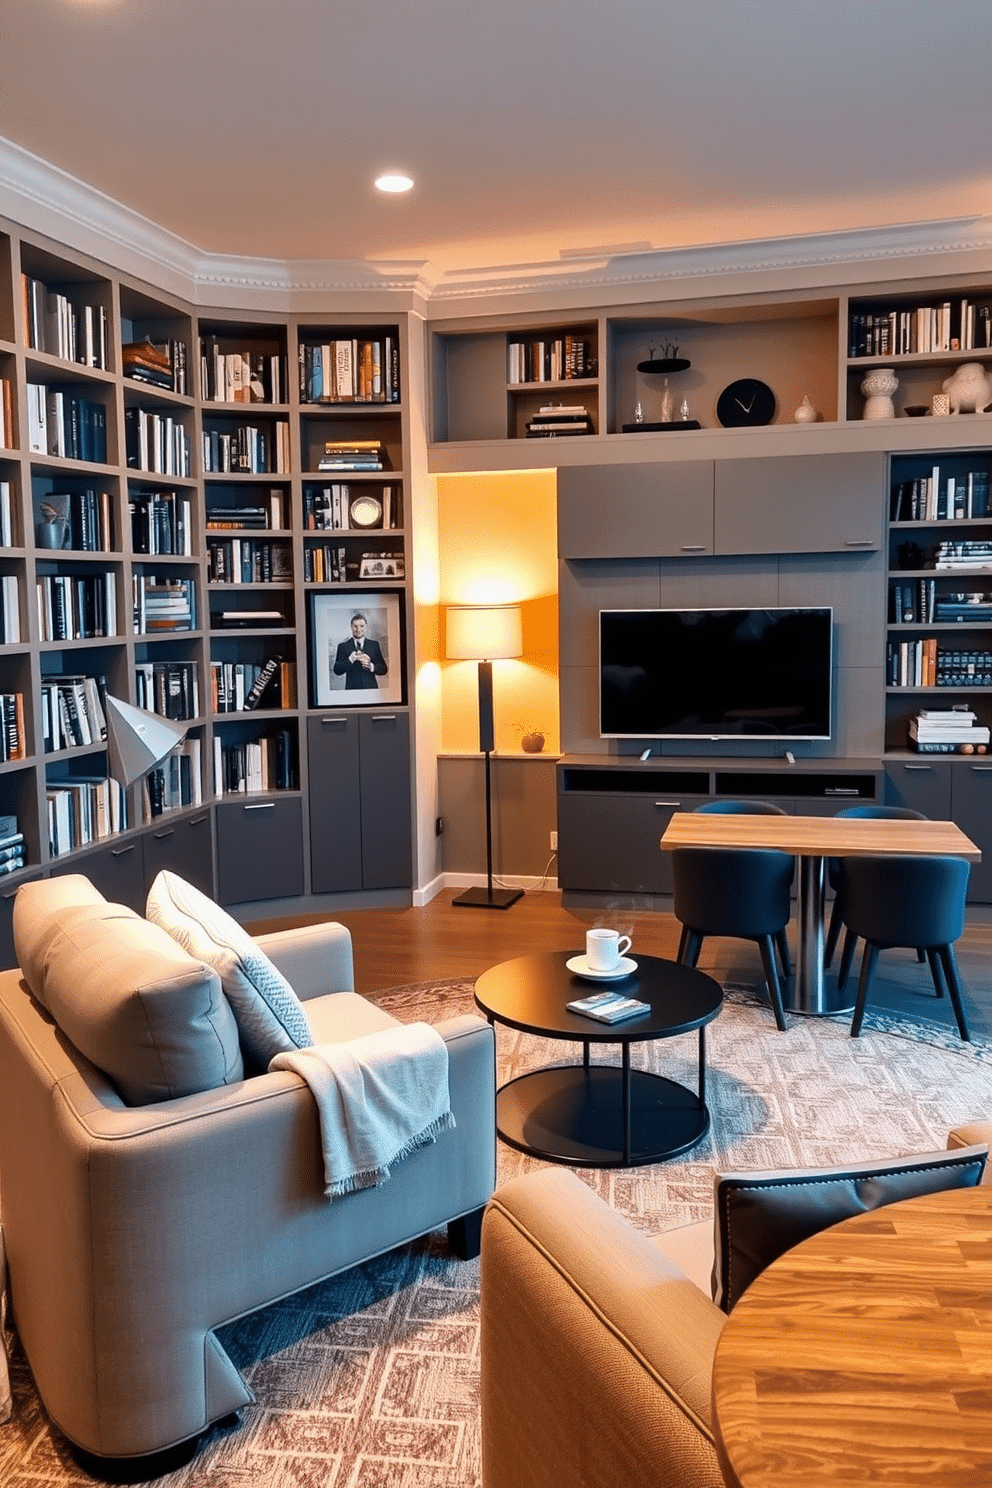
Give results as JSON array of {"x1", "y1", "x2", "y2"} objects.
[{"x1": 3, "y1": 982, "x2": 991, "y2": 1488}]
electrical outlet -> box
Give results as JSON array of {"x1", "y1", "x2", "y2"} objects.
[
  {"x1": 550, "y1": 830, "x2": 558, "y2": 851},
  {"x1": 435, "y1": 816, "x2": 444, "y2": 836}
]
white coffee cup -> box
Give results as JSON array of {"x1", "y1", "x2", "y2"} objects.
[{"x1": 586, "y1": 927, "x2": 632, "y2": 972}]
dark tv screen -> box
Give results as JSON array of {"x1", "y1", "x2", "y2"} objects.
[{"x1": 599, "y1": 606, "x2": 833, "y2": 740}]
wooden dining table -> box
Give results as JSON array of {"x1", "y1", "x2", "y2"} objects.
[
  {"x1": 710, "y1": 1184, "x2": 992, "y2": 1488},
  {"x1": 660, "y1": 812, "x2": 981, "y2": 1014}
]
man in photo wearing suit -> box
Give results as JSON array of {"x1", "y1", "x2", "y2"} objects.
[{"x1": 332, "y1": 612, "x2": 388, "y2": 690}]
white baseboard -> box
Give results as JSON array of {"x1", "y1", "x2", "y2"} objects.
[{"x1": 430, "y1": 871, "x2": 559, "y2": 897}]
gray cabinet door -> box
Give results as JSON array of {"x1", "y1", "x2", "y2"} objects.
[
  {"x1": 216, "y1": 796, "x2": 304, "y2": 905},
  {"x1": 143, "y1": 810, "x2": 215, "y2": 898},
  {"x1": 950, "y1": 760, "x2": 992, "y2": 904},
  {"x1": 53, "y1": 837, "x2": 146, "y2": 911},
  {"x1": 558, "y1": 791, "x2": 708, "y2": 894},
  {"x1": 557, "y1": 461, "x2": 713, "y2": 558},
  {"x1": 359, "y1": 712, "x2": 412, "y2": 889},
  {"x1": 308, "y1": 714, "x2": 363, "y2": 893},
  {"x1": 714, "y1": 453, "x2": 885, "y2": 554},
  {"x1": 885, "y1": 759, "x2": 953, "y2": 818}
]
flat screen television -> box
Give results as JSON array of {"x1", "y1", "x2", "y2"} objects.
[{"x1": 599, "y1": 606, "x2": 833, "y2": 741}]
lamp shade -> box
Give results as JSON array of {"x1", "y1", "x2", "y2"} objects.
[
  {"x1": 445, "y1": 603, "x2": 522, "y2": 661},
  {"x1": 104, "y1": 695, "x2": 188, "y2": 789}
]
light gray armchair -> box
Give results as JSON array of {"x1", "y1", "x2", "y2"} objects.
[{"x1": 0, "y1": 877, "x2": 496, "y2": 1471}]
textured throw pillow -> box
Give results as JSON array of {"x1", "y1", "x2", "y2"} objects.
[
  {"x1": 38, "y1": 900, "x2": 244, "y2": 1104},
  {"x1": 712, "y1": 1142, "x2": 988, "y2": 1313},
  {"x1": 146, "y1": 869, "x2": 313, "y2": 1065},
  {"x1": 13, "y1": 873, "x2": 108, "y2": 1006}
]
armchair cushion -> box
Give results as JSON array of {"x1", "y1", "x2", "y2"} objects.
[
  {"x1": 30, "y1": 899, "x2": 244, "y2": 1104},
  {"x1": 712, "y1": 1142, "x2": 988, "y2": 1312},
  {"x1": 12, "y1": 872, "x2": 107, "y2": 1005},
  {"x1": 147, "y1": 869, "x2": 313, "y2": 1065}
]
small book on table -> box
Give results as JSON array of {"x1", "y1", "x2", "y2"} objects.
[{"x1": 567, "y1": 991, "x2": 650, "y2": 1023}]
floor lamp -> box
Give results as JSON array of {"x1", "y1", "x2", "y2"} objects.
[
  {"x1": 104, "y1": 694, "x2": 188, "y2": 790},
  {"x1": 446, "y1": 603, "x2": 524, "y2": 910}
]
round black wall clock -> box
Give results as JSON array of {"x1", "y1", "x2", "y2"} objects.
[{"x1": 716, "y1": 378, "x2": 776, "y2": 428}]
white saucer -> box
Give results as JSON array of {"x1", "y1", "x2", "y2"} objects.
[{"x1": 566, "y1": 954, "x2": 638, "y2": 981}]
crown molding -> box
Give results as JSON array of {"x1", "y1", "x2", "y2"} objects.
[{"x1": 3, "y1": 134, "x2": 992, "y2": 317}]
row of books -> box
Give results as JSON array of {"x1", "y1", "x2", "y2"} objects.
[
  {"x1": 302, "y1": 482, "x2": 401, "y2": 530},
  {"x1": 200, "y1": 339, "x2": 288, "y2": 405},
  {"x1": 206, "y1": 489, "x2": 287, "y2": 530},
  {"x1": 202, "y1": 421, "x2": 290, "y2": 475},
  {"x1": 317, "y1": 439, "x2": 386, "y2": 472},
  {"x1": 143, "y1": 739, "x2": 203, "y2": 820},
  {"x1": 507, "y1": 336, "x2": 595, "y2": 383},
  {"x1": 0, "y1": 694, "x2": 26, "y2": 762},
  {"x1": 206, "y1": 537, "x2": 292, "y2": 584},
  {"x1": 210, "y1": 657, "x2": 296, "y2": 713},
  {"x1": 888, "y1": 638, "x2": 992, "y2": 687},
  {"x1": 132, "y1": 575, "x2": 195, "y2": 633},
  {"x1": 130, "y1": 489, "x2": 193, "y2": 556},
  {"x1": 37, "y1": 572, "x2": 117, "y2": 641},
  {"x1": 0, "y1": 379, "x2": 13, "y2": 449},
  {"x1": 298, "y1": 338, "x2": 400, "y2": 404},
  {"x1": 47, "y1": 777, "x2": 126, "y2": 858},
  {"x1": 213, "y1": 728, "x2": 296, "y2": 794},
  {"x1": 0, "y1": 481, "x2": 13, "y2": 546},
  {"x1": 27, "y1": 386, "x2": 107, "y2": 464},
  {"x1": 525, "y1": 404, "x2": 594, "y2": 438},
  {"x1": 892, "y1": 579, "x2": 992, "y2": 624},
  {"x1": 36, "y1": 488, "x2": 113, "y2": 552},
  {"x1": 41, "y1": 674, "x2": 107, "y2": 752},
  {"x1": 1, "y1": 574, "x2": 20, "y2": 642},
  {"x1": 849, "y1": 301, "x2": 992, "y2": 358},
  {"x1": 134, "y1": 660, "x2": 200, "y2": 720},
  {"x1": 890, "y1": 467, "x2": 990, "y2": 521},
  {"x1": 908, "y1": 707, "x2": 990, "y2": 754},
  {"x1": 122, "y1": 339, "x2": 188, "y2": 395},
  {"x1": 22, "y1": 275, "x2": 109, "y2": 369},
  {"x1": 125, "y1": 407, "x2": 191, "y2": 477}
]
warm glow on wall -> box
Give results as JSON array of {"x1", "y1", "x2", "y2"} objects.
[{"x1": 436, "y1": 470, "x2": 559, "y2": 755}]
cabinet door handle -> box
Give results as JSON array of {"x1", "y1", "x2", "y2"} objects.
[
  {"x1": 680, "y1": 545, "x2": 706, "y2": 552},
  {"x1": 189, "y1": 814, "x2": 208, "y2": 826},
  {"x1": 654, "y1": 801, "x2": 683, "y2": 808},
  {"x1": 243, "y1": 801, "x2": 275, "y2": 811},
  {"x1": 371, "y1": 714, "x2": 397, "y2": 722},
  {"x1": 969, "y1": 764, "x2": 992, "y2": 773},
  {"x1": 111, "y1": 843, "x2": 137, "y2": 857},
  {"x1": 153, "y1": 827, "x2": 175, "y2": 840},
  {"x1": 903, "y1": 764, "x2": 933, "y2": 772},
  {"x1": 844, "y1": 539, "x2": 876, "y2": 547},
  {"x1": 321, "y1": 717, "x2": 348, "y2": 728}
]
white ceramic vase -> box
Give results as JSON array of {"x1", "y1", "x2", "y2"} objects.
[{"x1": 861, "y1": 367, "x2": 898, "y2": 420}]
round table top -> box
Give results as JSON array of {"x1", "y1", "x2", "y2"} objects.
[
  {"x1": 711, "y1": 1184, "x2": 992, "y2": 1488},
  {"x1": 474, "y1": 950, "x2": 722, "y2": 1043}
]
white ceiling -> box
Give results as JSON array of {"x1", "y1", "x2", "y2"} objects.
[{"x1": 2, "y1": 0, "x2": 991, "y2": 276}]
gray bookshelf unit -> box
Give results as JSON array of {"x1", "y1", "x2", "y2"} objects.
[{"x1": 0, "y1": 220, "x2": 416, "y2": 962}]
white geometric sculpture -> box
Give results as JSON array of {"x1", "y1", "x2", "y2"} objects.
[{"x1": 104, "y1": 695, "x2": 187, "y2": 789}]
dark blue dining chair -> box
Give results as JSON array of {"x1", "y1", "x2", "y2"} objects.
[
  {"x1": 672, "y1": 800, "x2": 793, "y2": 1032},
  {"x1": 836, "y1": 853, "x2": 971, "y2": 1041},
  {"x1": 824, "y1": 804, "x2": 927, "y2": 986}
]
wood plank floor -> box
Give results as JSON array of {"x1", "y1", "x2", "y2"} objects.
[{"x1": 249, "y1": 889, "x2": 992, "y2": 1038}]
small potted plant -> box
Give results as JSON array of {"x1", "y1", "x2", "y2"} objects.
[{"x1": 515, "y1": 721, "x2": 546, "y2": 754}]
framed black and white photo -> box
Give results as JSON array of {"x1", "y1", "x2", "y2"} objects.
[{"x1": 308, "y1": 590, "x2": 404, "y2": 707}]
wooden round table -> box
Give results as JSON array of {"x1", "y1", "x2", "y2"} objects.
[{"x1": 711, "y1": 1185, "x2": 992, "y2": 1487}]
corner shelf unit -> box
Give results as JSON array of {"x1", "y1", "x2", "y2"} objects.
[{"x1": 0, "y1": 219, "x2": 416, "y2": 958}]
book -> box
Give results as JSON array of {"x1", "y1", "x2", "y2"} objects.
[
  {"x1": 566, "y1": 991, "x2": 651, "y2": 1023},
  {"x1": 243, "y1": 655, "x2": 281, "y2": 710}
]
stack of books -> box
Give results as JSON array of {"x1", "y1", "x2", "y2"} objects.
[
  {"x1": 525, "y1": 404, "x2": 593, "y2": 438},
  {"x1": 566, "y1": 990, "x2": 650, "y2": 1023},
  {"x1": 318, "y1": 440, "x2": 385, "y2": 471},
  {"x1": 908, "y1": 707, "x2": 990, "y2": 754},
  {"x1": 121, "y1": 340, "x2": 177, "y2": 392},
  {"x1": 935, "y1": 540, "x2": 992, "y2": 571},
  {"x1": 934, "y1": 590, "x2": 992, "y2": 623},
  {"x1": 0, "y1": 815, "x2": 25, "y2": 875}
]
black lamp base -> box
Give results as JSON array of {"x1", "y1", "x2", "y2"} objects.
[{"x1": 452, "y1": 885, "x2": 524, "y2": 910}]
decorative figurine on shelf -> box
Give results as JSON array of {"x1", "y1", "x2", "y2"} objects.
[
  {"x1": 633, "y1": 401, "x2": 644, "y2": 423},
  {"x1": 680, "y1": 398, "x2": 691, "y2": 422},
  {"x1": 860, "y1": 367, "x2": 899, "y2": 419},
  {"x1": 794, "y1": 395, "x2": 818, "y2": 423},
  {"x1": 941, "y1": 361, "x2": 992, "y2": 415},
  {"x1": 660, "y1": 378, "x2": 674, "y2": 423}
]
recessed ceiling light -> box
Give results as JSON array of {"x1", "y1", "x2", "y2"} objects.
[{"x1": 374, "y1": 172, "x2": 414, "y2": 194}]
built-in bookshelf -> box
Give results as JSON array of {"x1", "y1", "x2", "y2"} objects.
[{"x1": 0, "y1": 228, "x2": 416, "y2": 923}]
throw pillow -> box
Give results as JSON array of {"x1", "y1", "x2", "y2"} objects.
[
  {"x1": 146, "y1": 869, "x2": 313, "y2": 1065},
  {"x1": 13, "y1": 873, "x2": 107, "y2": 1006},
  {"x1": 712, "y1": 1142, "x2": 988, "y2": 1313},
  {"x1": 39, "y1": 900, "x2": 244, "y2": 1104}
]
